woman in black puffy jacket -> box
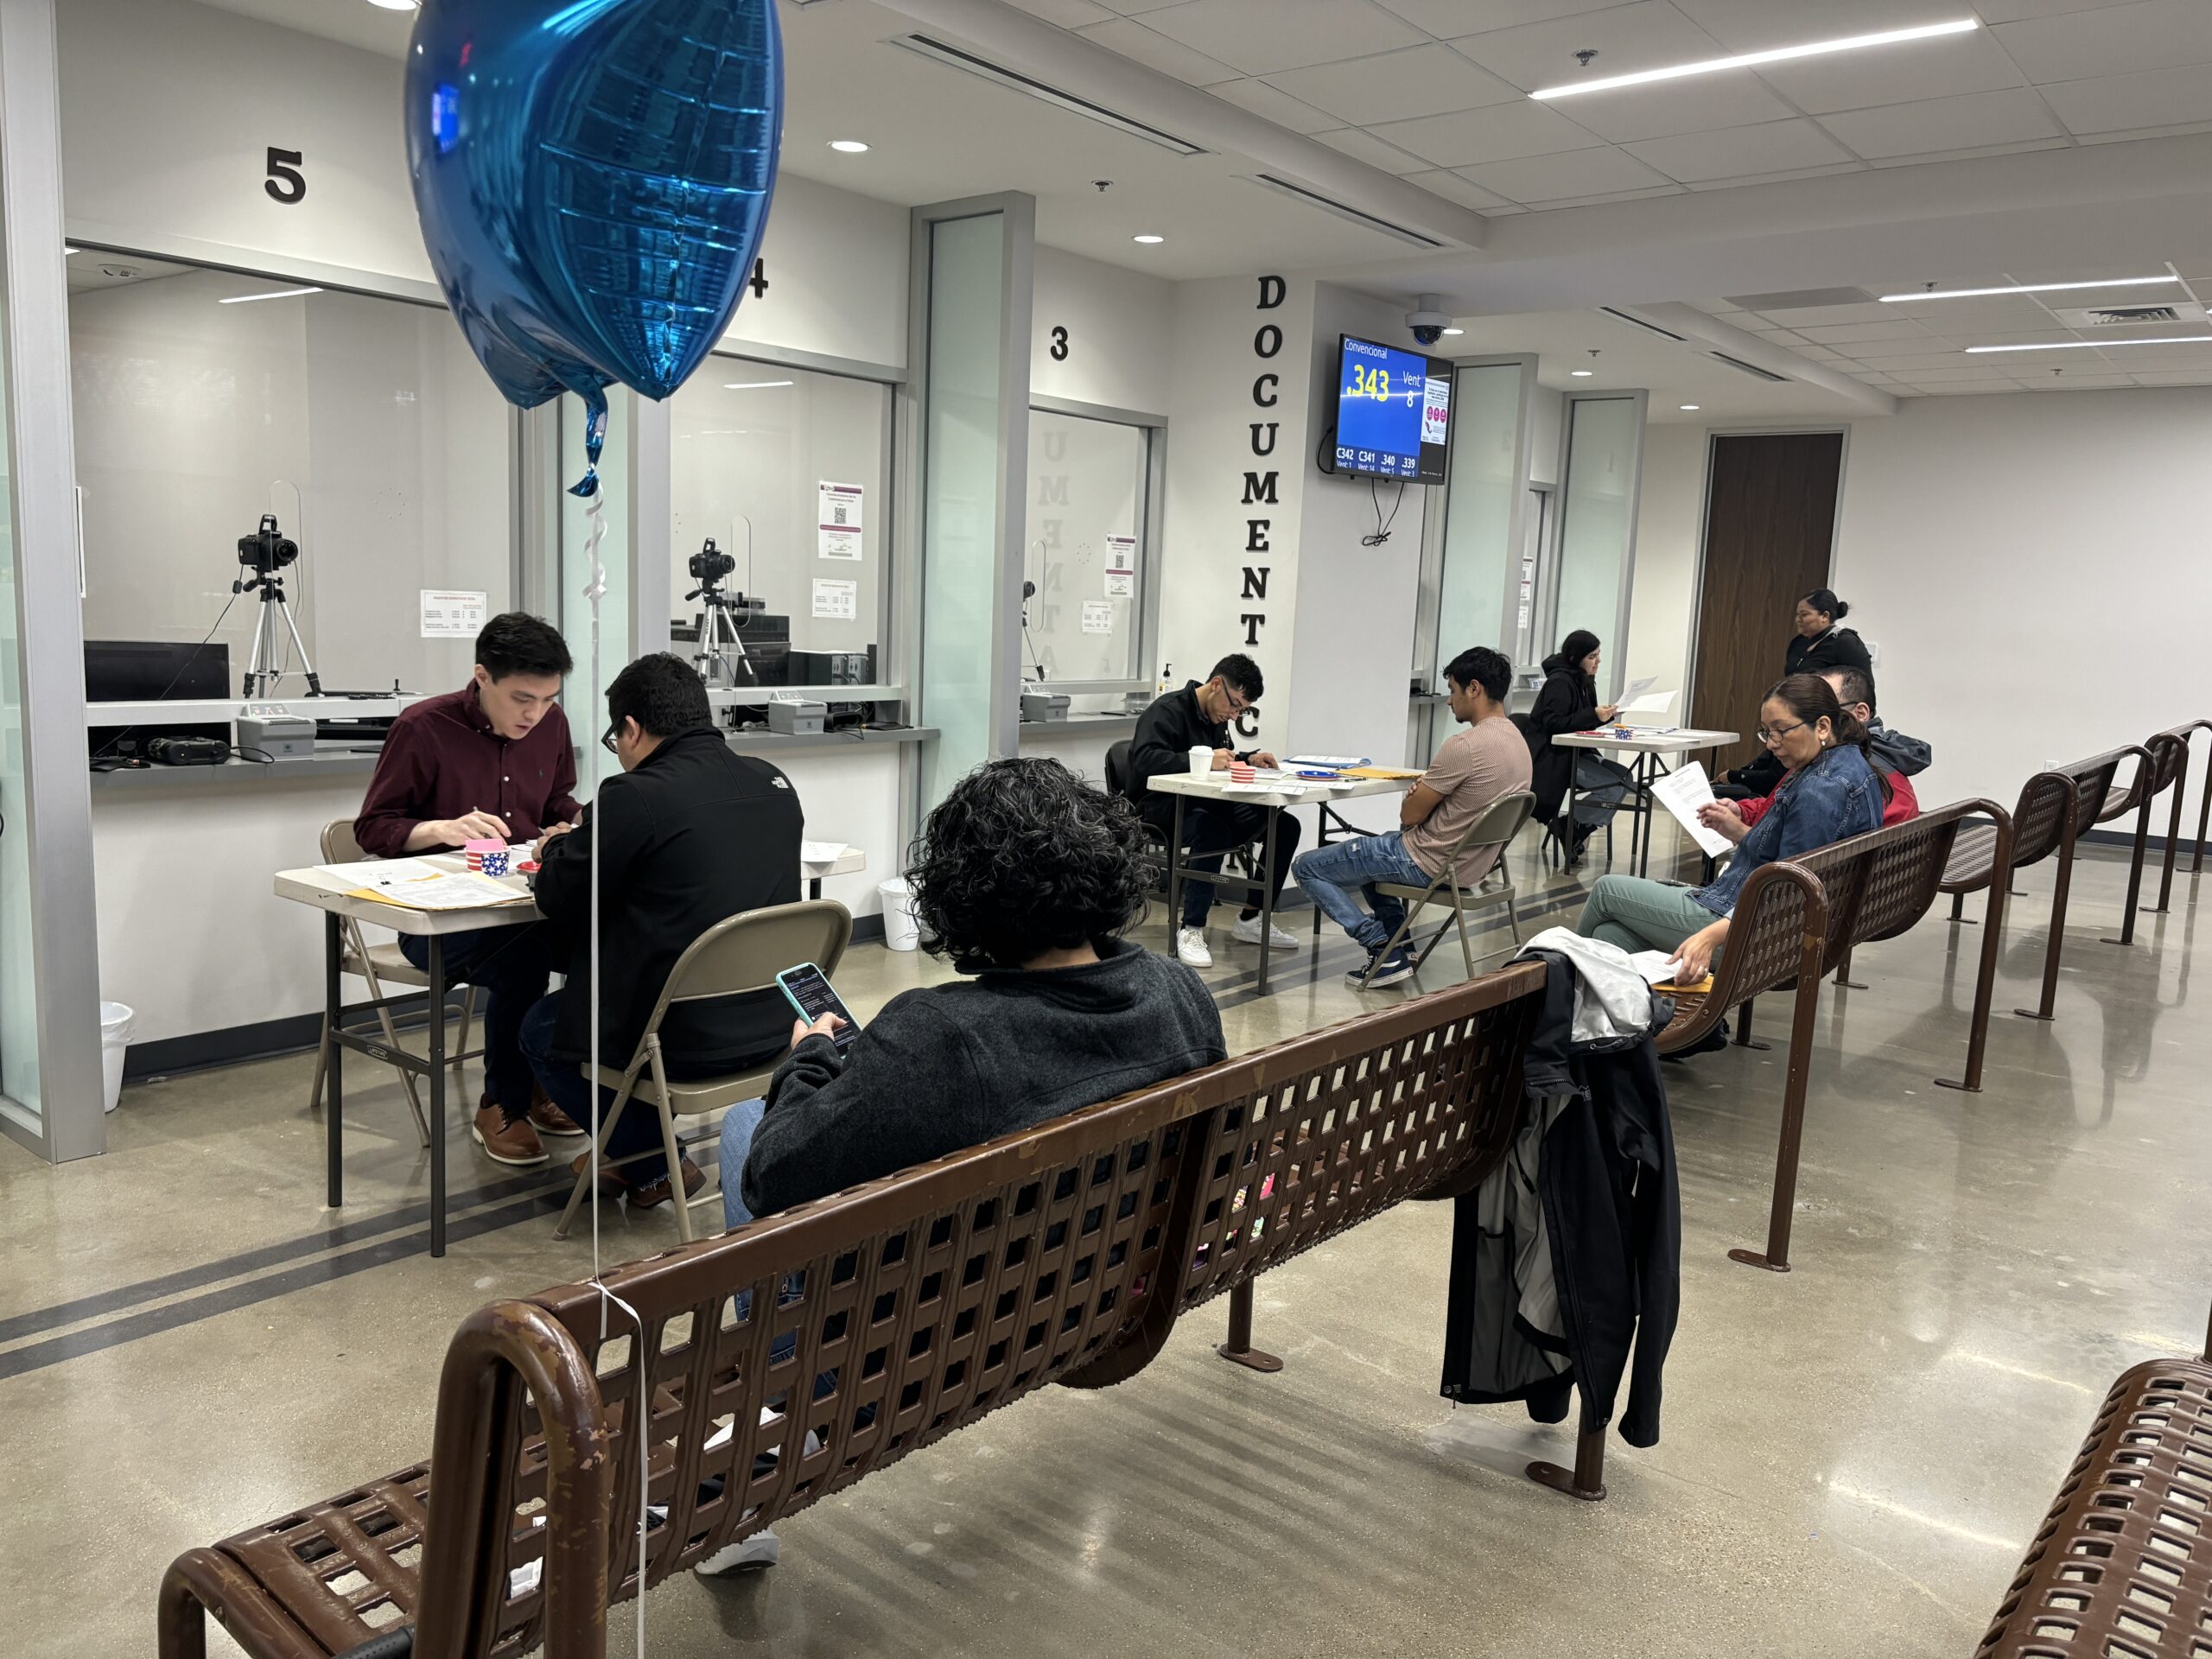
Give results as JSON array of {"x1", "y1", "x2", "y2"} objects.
[
  {"x1": 1524, "y1": 628, "x2": 1617, "y2": 831},
  {"x1": 1728, "y1": 589, "x2": 1873, "y2": 795}
]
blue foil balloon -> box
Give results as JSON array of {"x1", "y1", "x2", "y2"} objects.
[{"x1": 404, "y1": 0, "x2": 782, "y2": 492}]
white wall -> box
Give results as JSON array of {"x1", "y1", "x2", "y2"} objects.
[
  {"x1": 1623, "y1": 421, "x2": 1706, "y2": 712},
  {"x1": 1529, "y1": 385, "x2": 1565, "y2": 487},
  {"x1": 1834, "y1": 389, "x2": 2209, "y2": 824},
  {"x1": 1030, "y1": 247, "x2": 1173, "y2": 416}
]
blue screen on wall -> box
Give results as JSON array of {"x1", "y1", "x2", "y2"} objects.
[{"x1": 1332, "y1": 334, "x2": 1452, "y2": 483}]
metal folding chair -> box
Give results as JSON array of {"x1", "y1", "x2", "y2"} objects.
[{"x1": 1357, "y1": 791, "x2": 1537, "y2": 986}]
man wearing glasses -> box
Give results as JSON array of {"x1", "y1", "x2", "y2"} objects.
[
  {"x1": 1125, "y1": 652, "x2": 1302, "y2": 969},
  {"x1": 357, "y1": 611, "x2": 585, "y2": 1166}
]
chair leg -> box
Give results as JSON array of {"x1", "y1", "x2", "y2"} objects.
[
  {"x1": 373, "y1": 997, "x2": 431, "y2": 1148},
  {"x1": 306, "y1": 1008, "x2": 331, "y2": 1116},
  {"x1": 646, "y1": 1045, "x2": 695, "y2": 1245},
  {"x1": 1503, "y1": 891, "x2": 1522, "y2": 947},
  {"x1": 1453, "y1": 898, "x2": 1477, "y2": 978},
  {"x1": 454, "y1": 987, "x2": 478, "y2": 1089},
  {"x1": 552, "y1": 1091, "x2": 629, "y2": 1241}
]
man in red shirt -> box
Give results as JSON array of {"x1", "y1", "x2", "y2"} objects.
[
  {"x1": 357, "y1": 613, "x2": 585, "y2": 1166},
  {"x1": 1719, "y1": 664, "x2": 1926, "y2": 834}
]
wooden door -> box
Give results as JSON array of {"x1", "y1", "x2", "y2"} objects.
[{"x1": 1689, "y1": 432, "x2": 1844, "y2": 774}]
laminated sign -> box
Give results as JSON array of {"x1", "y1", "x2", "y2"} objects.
[
  {"x1": 818, "y1": 481, "x2": 863, "y2": 560},
  {"x1": 421, "y1": 589, "x2": 488, "y2": 638}
]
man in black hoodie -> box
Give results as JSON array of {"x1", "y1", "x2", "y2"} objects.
[
  {"x1": 1125, "y1": 653, "x2": 1301, "y2": 969},
  {"x1": 520, "y1": 653, "x2": 804, "y2": 1209}
]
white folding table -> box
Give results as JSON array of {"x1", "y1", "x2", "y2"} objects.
[{"x1": 1553, "y1": 727, "x2": 1741, "y2": 879}]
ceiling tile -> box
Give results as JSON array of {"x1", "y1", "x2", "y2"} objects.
[
  {"x1": 1943, "y1": 328, "x2": 2088, "y2": 349},
  {"x1": 1816, "y1": 88, "x2": 2064, "y2": 161},
  {"x1": 1746, "y1": 325, "x2": 1812, "y2": 345},
  {"x1": 1262, "y1": 46, "x2": 1522, "y2": 124},
  {"x1": 1877, "y1": 295, "x2": 2060, "y2": 327},
  {"x1": 1457, "y1": 144, "x2": 1675, "y2": 204},
  {"x1": 2127, "y1": 369, "x2": 2212, "y2": 382},
  {"x1": 1136, "y1": 0, "x2": 1426, "y2": 77},
  {"x1": 1624, "y1": 118, "x2": 1853, "y2": 182},
  {"x1": 1370, "y1": 0, "x2": 1632, "y2": 32},
  {"x1": 1976, "y1": 0, "x2": 2157, "y2": 16},
  {"x1": 2075, "y1": 118, "x2": 2212, "y2": 143},
  {"x1": 1865, "y1": 137, "x2": 2072, "y2": 168},
  {"x1": 2023, "y1": 373, "x2": 2139, "y2": 387},
  {"x1": 1752, "y1": 29, "x2": 2026, "y2": 115},
  {"x1": 1791, "y1": 320, "x2": 1940, "y2": 343},
  {"x1": 1671, "y1": 0, "x2": 1951, "y2": 51},
  {"x1": 1536, "y1": 67, "x2": 1796, "y2": 143},
  {"x1": 1857, "y1": 351, "x2": 1984, "y2": 370},
  {"x1": 1681, "y1": 161, "x2": 1864, "y2": 189},
  {"x1": 2044, "y1": 65, "x2": 2212, "y2": 132},
  {"x1": 1203, "y1": 77, "x2": 1340, "y2": 132},
  {"x1": 1309, "y1": 126, "x2": 1432, "y2": 174},
  {"x1": 1402, "y1": 168, "x2": 1517, "y2": 211},
  {"x1": 1913, "y1": 381, "x2": 2026, "y2": 393},
  {"x1": 1757, "y1": 302, "x2": 1897, "y2": 326},
  {"x1": 1090, "y1": 0, "x2": 1196, "y2": 12},
  {"x1": 1886, "y1": 365, "x2": 2019, "y2": 380},
  {"x1": 1001, "y1": 0, "x2": 1119, "y2": 24},
  {"x1": 1072, "y1": 17, "x2": 1243, "y2": 84},
  {"x1": 1797, "y1": 346, "x2": 1847, "y2": 360},
  {"x1": 1993, "y1": 0, "x2": 2212, "y2": 83},
  {"x1": 1450, "y1": 1, "x2": 1728, "y2": 95},
  {"x1": 1546, "y1": 182, "x2": 1689, "y2": 207},
  {"x1": 1370, "y1": 99, "x2": 1606, "y2": 167}
]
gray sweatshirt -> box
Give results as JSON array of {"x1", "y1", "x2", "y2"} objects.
[{"x1": 741, "y1": 939, "x2": 1226, "y2": 1220}]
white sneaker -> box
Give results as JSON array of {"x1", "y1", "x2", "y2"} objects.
[
  {"x1": 1231, "y1": 913, "x2": 1300, "y2": 950},
  {"x1": 695, "y1": 1529, "x2": 779, "y2": 1575},
  {"x1": 1176, "y1": 927, "x2": 1213, "y2": 967}
]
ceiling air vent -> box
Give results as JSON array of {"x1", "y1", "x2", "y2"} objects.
[
  {"x1": 1596, "y1": 306, "x2": 1687, "y2": 342},
  {"x1": 887, "y1": 35, "x2": 1205, "y2": 156},
  {"x1": 1246, "y1": 175, "x2": 1446, "y2": 249},
  {"x1": 2050, "y1": 302, "x2": 2207, "y2": 328},
  {"x1": 1709, "y1": 352, "x2": 1788, "y2": 383}
]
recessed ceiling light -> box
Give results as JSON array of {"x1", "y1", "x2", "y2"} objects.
[
  {"x1": 1531, "y1": 18, "x2": 1977, "y2": 99},
  {"x1": 1679, "y1": 404, "x2": 1700, "y2": 410},
  {"x1": 1880, "y1": 275, "x2": 2182, "y2": 302},
  {"x1": 219, "y1": 286, "x2": 322, "y2": 304},
  {"x1": 1965, "y1": 335, "x2": 2212, "y2": 353},
  {"x1": 1440, "y1": 327, "x2": 1464, "y2": 336},
  {"x1": 723, "y1": 379, "x2": 794, "y2": 388},
  {"x1": 1571, "y1": 369, "x2": 1594, "y2": 377},
  {"x1": 1132, "y1": 233, "x2": 1165, "y2": 245},
  {"x1": 63, "y1": 245, "x2": 79, "y2": 255},
  {"x1": 828, "y1": 139, "x2": 869, "y2": 154},
  {"x1": 365, "y1": 0, "x2": 420, "y2": 10}
]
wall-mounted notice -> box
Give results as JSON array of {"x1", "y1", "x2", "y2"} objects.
[
  {"x1": 818, "y1": 480, "x2": 863, "y2": 560},
  {"x1": 1081, "y1": 600, "x2": 1115, "y2": 635},
  {"x1": 1104, "y1": 534, "x2": 1136, "y2": 598},
  {"x1": 811, "y1": 578, "x2": 858, "y2": 620},
  {"x1": 421, "y1": 589, "x2": 487, "y2": 638}
]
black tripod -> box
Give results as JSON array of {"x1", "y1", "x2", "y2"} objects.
[{"x1": 234, "y1": 513, "x2": 322, "y2": 697}]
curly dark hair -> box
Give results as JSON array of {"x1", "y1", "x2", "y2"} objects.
[{"x1": 906, "y1": 758, "x2": 1152, "y2": 972}]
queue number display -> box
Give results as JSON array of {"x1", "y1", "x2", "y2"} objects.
[{"x1": 1332, "y1": 334, "x2": 1453, "y2": 485}]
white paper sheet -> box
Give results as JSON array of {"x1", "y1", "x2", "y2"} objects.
[
  {"x1": 315, "y1": 857, "x2": 445, "y2": 888},
  {"x1": 1648, "y1": 761, "x2": 1734, "y2": 857},
  {"x1": 1080, "y1": 600, "x2": 1114, "y2": 635},
  {"x1": 810, "y1": 578, "x2": 857, "y2": 620},
  {"x1": 1620, "y1": 689, "x2": 1677, "y2": 718},
  {"x1": 800, "y1": 840, "x2": 849, "y2": 866},
  {"x1": 351, "y1": 871, "x2": 530, "y2": 911},
  {"x1": 1624, "y1": 676, "x2": 1657, "y2": 698}
]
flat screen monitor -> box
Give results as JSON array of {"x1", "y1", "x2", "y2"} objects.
[
  {"x1": 86, "y1": 639, "x2": 231, "y2": 760},
  {"x1": 1331, "y1": 334, "x2": 1452, "y2": 483}
]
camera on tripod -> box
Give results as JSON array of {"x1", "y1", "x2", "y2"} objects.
[
  {"x1": 237, "y1": 513, "x2": 300, "y2": 575},
  {"x1": 688, "y1": 537, "x2": 736, "y2": 588}
]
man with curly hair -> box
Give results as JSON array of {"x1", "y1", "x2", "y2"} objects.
[{"x1": 722, "y1": 758, "x2": 1226, "y2": 1223}]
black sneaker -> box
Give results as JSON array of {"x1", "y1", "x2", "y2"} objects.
[{"x1": 1349, "y1": 948, "x2": 1414, "y2": 989}]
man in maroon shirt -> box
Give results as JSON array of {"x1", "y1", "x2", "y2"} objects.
[{"x1": 357, "y1": 613, "x2": 586, "y2": 1166}]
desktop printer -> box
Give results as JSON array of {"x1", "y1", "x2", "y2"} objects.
[
  {"x1": 238, "y1": 709, "x2": 318, "y2": 760},
  {"x1": 1020, "y1": 689, "x2": 1070, "y2": 723},
  {"x1": 766, "y1": 696, "x2": 827, "y2": 736}
]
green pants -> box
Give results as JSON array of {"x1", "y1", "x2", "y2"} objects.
[{"x1": 1575, "y1": 875, "x2": 1722, "y2": 956}]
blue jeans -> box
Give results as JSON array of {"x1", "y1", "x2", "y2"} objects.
[
  {"x1": 1292, "y1": 830, "x2": 1432, "y2": 954},
  {"x1": 717, "y1": 1096, "x2": 767, "y2": 1229},
  {"x1": 399, "y1": 923, "x2": 554, "y2": 1121}
]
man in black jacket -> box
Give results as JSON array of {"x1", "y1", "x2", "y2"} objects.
[
  {"x1": 520, "y1": 653, "x2": 804, "y2": 1209},
  {"x1": 1125, "y1": 652, "x2": 1301, "y2": 969}
]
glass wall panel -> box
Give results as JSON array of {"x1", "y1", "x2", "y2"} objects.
[
  {"x1": 1433, "y1": 362, "x2": 1523, "y2": 667},
  {"x1": 917, "y1": 212, "x2": 1007, "y2": 810},
  {"x1": 1021, "y1": 409, "x2": 1144, "y2": 683},
  {"x1": 1553, "y1": 393, "x2": 1643, "y2": 700},
  {"x1": 0, "y1": 239, "x2": 31, "y2": 1122},
  {"x1": 560, "y1": 392, "x2": 629, "y2": 795},
  {"x1": 669, "y1": 358, "x2": 890, "y2": 684},
  {"x1": 69, "y1": 263, "x2": 513, "y2": 699}
]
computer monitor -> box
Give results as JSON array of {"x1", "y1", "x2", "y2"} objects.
[{"x1": 86, "y1": 639, "x2": 232, "y2": 760}]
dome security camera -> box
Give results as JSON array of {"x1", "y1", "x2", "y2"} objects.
[{"x1": 1406, "y1": 293, "x2": 1452, "y2": 348}]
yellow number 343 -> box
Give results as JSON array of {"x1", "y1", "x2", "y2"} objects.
[{"x1": 1349, "y1": 365, "x2": 1391, "y2": 402}]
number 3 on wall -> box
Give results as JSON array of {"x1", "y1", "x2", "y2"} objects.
[
  {"x1": 265, "y1": 148, "x2": 306, "y2": 206},
  {"x1": 1049, "y1": 325, "x2": 1069, "y2": 362}
]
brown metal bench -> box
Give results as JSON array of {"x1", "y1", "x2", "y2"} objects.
[
  {"x1": 160, "y1": 965, "x2": 1550, "y2": 1659},
  {"x1": 2104, "y1": 726, "x2": 2197, "y2": 947},
  {"x1": 1974, "y1": 1309, "x2": 2212, "y2": 1658},
  {"x1": 1644, "y1": 800, "x2": 2007, "y2": 1275}
]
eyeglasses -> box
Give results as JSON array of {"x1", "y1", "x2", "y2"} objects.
[
  {"x1": 601, "y1": 722, "x2": 620, "y2": 755},
  {"x1": 1222, "y1": 689, "x2": 1250, "y2": 716},
  {"x1": 1757, "y1": 718, "x2": 1808, "y2": 747}
]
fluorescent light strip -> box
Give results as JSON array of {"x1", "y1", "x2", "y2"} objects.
[
  {"x1": 1531, "y1": 18, "x2": 1977, "y2": 99},
  {"x1": 219, "y1": 286, "x2": 323, "y2": 304},
  {"x1": 1882, "y1": 276, "x2": 2181, "y2": 302},
  {"x1": 1966, "y1": 335, "x2": 2212, "y2": 353},
  {"x1": 723, "y1": 379, "x2": 792, "y2": 389}
]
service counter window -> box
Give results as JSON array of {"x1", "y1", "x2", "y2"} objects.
[
  {"x1": 69, "y1": 257, "x2": 516, "y2": 704},
  {"x1": 668, "y1": 354, "x2": 893, "y2": 693},
  {"x1": 1021, "y1": 407, "x2": 1155, "y2": 698}
]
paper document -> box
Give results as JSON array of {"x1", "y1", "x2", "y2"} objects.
[
  {"x1": 1647, "y1": 762, "x2": 1734, "y2": 858},
  {"x1": 1339, "y1": 766, "x2": 1424, "y2": 781},
  {"x1": 1287, "y1": 753, "x2": 1370, "y2": 768},
  {"x1": 1620, "y1": 689, "x2": 1678, "y2": 718},
  {"x1": 1625, "y1": 676, "x2": 1657, "y2": 698},
  {"x1": 316, "y1": 857, "x2": 444, "y2": 888},
  {"x1": 801, "y1": 841, "x2": 850, "y2": 866},
  {"x1": 348, "y1": 870, "x2": 530, "y2": 912}
]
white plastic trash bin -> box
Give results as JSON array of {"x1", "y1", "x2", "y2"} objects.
[
  {"x1": 880, "y1": 877, "x2": 920, "y2": 952},
  {"x1": 99, "y1": 1001, "x2": 135, "y2": 1114}
]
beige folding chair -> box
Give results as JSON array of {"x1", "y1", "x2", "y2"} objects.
[
  {"x1": 553, "y1": 898, "x2": 853, "y2": 1245},
  {"x1": 1357, "y1": 790, "x2": 1537, "y2": 988},
  {"x1": 304, "y1": 819, "x2": 477, "y2": 1147}
]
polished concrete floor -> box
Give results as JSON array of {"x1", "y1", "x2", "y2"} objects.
[{"x1": 3, "y1": 830, "x2": 2208, "y2": 1656}]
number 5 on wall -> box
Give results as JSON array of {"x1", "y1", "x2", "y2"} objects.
[{"x1": 265, "y1": 147, "x2": 306, "y2": 206}]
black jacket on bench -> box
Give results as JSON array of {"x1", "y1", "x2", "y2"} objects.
[{"x1": 741, "y1": 938, "x2": 1225, "y2": 1220}]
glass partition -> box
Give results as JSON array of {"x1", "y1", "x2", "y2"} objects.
[
  {"x1": 1021, "y1": 408, "x2": 1147, "y2": 686},
  {"x1": 1433, "y1": 361, "x2": 1527, "y2": 670},
  {"x1": 668, "y1": 356, "x2": 892, "y2": 689},
  {"x1": 1552, "y1": 391, "x2": 1645, "y2": 702},
  {"x1": 560, "y1": 392, "x2": 630, "y2": 794},
  {"x1": 68, "y1": 260, "x2": 515, "y2": 699}
]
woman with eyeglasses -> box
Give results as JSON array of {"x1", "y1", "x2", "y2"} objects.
[{"x1": 1573, "y1": 673, "x2": 1887, "y2": 982}]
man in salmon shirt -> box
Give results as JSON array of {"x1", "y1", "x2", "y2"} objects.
[{"x1": 355, "y1": 613, "x2": 585, "y2": 1167}]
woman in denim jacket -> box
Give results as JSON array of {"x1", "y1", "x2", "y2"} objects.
[{"x1": 1575, "y1": 674, "x2": 1887, "y2": 979}]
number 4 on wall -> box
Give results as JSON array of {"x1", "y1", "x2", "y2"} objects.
[{"x1": 265, "y1": 147, "x2": 306, "y2": 206}]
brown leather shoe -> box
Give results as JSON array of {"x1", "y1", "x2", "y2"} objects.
[
  {"x1": 528, "y1": 1084, "x2": 584, "y2": 1138},
  {"x1": 627, "y1": 1156, "x2": 705, "y2": 1210},
  {"x1": 472, "y1": 1101, "x2": 547, "y2": 1166},
  {"x1": 569, "y1": 1152, "x2": 625, "y2": 1195}
]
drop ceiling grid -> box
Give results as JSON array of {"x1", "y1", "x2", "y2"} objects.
[{"x1": 1045, "y1": 0, "x2": 2212, "y2": 210}]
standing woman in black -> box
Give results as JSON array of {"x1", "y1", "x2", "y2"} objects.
[
  {"x1": 1726, "y1": 588, "x2": 1873, "y2": 794},
  {"x1": 1525, "y1": 628, "x2": 1618, "y2": 844}
]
